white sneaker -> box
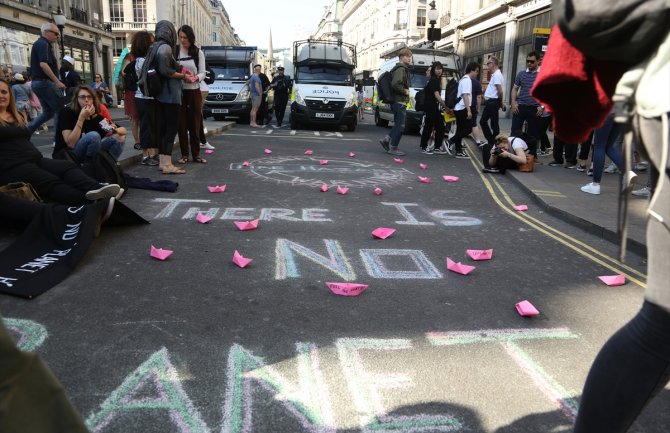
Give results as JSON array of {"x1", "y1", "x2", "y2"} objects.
[
  {"x1": 623, "y1": 170, "x2": 637, "y2": 192},
  {"x1": 604, "y1": 162, "x2": 619, "y2": 174},
  {"x1": 632, "y1": 186, "x2": 651, "y2": 197},
  {"x1": 86, "y1": 184, "x2": 121, "y2": 201},
  {"x1": 634, "y1": 161, "x2": 649, "y2": 171},
  {"x1": 200, "y1": 142, "x2": 215, "y2": 150},
  {"x1": 580, "y1": 182, "x2": 601, "y2": 195},
  {"x1": 115, "y1": 188, "x2": 125, "y2": 200},
  {"x1": 203, "y1": 127, "x2": 208, "y2": 134}
]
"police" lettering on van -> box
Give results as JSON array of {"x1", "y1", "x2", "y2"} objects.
[{"x1": 312, "y1": 89, "x2": 340, "y2": 95}]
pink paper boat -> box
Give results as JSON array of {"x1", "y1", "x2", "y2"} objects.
[
  {"x1": 374, "y1": 187, "x2": 382, "y2": 196},
  {"x1": 446, "y1": 257, "x2": 476, "y2": 275},
  {"x1": 349, "y1": 152, "x2": 356, "y2": 157},
  {"x1": 337, "y1": 186, "x2": 349, "y2": 195},
  {"x1": 208, "y1": 185, "x2": 227, "y2": 193},
  {"x1": 242, "y1": 161, "x2": 250, "y2": 167},
  {"x1": 598, "y1": 274, "x2": 626, "y2": 286},
  {"x1": 514, "y1": 204, "x2": 529, "y2": 211},
  {"x1": 371, "y1": 227, "x2": 396, "y2": 239},
  {"x1": 304, "y1": 150, "x2": 314, "y2": 155},
  {"x1": 327, "y1": 282, "x2": 368, "y2": 297},
  {"x1": 233, "y1": 219, "x2": 259, "y2": 231},
  {"x1": 150, "y1": 245, "x2": 173, "y2": 261},
  {"x1": 393, "y1": 158, "x2": 404, "y2": 164},
  {"x1": 204, "y1": 149, "x2": 214, "y2": 154},
  {"x1": 419, "y1": 163, "x2": 427, "y2": 170},
  {"x1": 419, "y1": 176, "x2": 431, "y2": 183},
  {"x1": 466, "y1": 249, "x2": 493, "y2": 261},
  {"x1": 320, "y1": 184, "x2": 329, "y2": 192},
  {"x1": 264, "y1": 149, "x2": 272, "y2": 154},
  {"x1": 233, "y1": 250, "x2": 253, "y2": 268},
  {"x1": 516, "y1": 300, "x2": 540, "y2": 317},
  {"x1": 443, "y1": 175, "x2": 459, "y2": 182},
  {"x1": 320, "y1": 160, "x2": 329, "y2": 165},
  {"x1": 196, "y1": 212, "x2": 212, "y2": 224}
]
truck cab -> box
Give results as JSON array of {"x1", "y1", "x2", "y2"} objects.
[
  {"x1": 202, "y1": 46, "x2": 256, "y2": 122},
  {"x1": 289, "y1": 39, "x2": 358, "y2": 131},
  {"x1": 375, "y1": 46, "x2": 461, "y2": 133}
]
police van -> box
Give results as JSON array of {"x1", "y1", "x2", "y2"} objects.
[
  {"x1": 375, "y1": 45, "x2": 461, "y2": 133},
  {"x1": 202, "y1": 46, "x2": 257, "y2": 122},
  {"x1": 289, "y1": 39, "x2": 358, "y2": 131}
]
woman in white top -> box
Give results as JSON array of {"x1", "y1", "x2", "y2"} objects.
[
  {"x1": 176, "y1": 25, "x2": 207, "y2": 164},
  {"x1": 131, "y1": 30, "x2": 158, "y2": 166},
  {"x1": 488, "y1": 133, "x2": 529, "y2": 173}
]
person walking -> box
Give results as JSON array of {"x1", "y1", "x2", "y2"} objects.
[
  {"x1": 60, "y1": 55, "x2": 81, "y2": 99},
  {"x1": 130, "y1": 30, "x2": 159, "y2": 166},
  {"x1": 270, "y1": 66, "x2": 291, "y2": 127},
  {"x1": 379, "y1": 47, "x2": 412, "y2": 156},
  {"x1": 27, "y1": 22, "x2": 66, "y2": 135},
  {"x1": 419, "y1": 62, "x2": 447, "y2": 155},
  {"x1": 258, "y1": 68, "x2": 271, "y2": 125},
  {"x1": 479, "y1": 56, "x2": 506, "y2": 151},
  {"x1": 446, "y1": 62, "x2": 480, "y2": 159},
  {"x1": 510, "y1": 51, "x2": 543, "y2": 141}
]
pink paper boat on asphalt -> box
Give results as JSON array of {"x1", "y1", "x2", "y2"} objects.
[
  {"x1": 242, "y1": 161, "x2": 250, "y2": 167},
  {"x1": 337, "y1": 185, "x2": 349, "y2": 195},
  {"x1": 196, "y1": 212, "x2": 212, "y2": 224},
  {"x1": 371, "y1": 227, "x2": 396, "y2": 239},
  {"x1": 598, "y1": 274, "x2": 626, "y2": 286},
  {"x1": 320, "y1": 160, "x2": 329, "y2": 165},
  {"x1": 446, "y1": 257, "x2": 476, "y2": 275},
  {"x1": 349, "y1": 152, "x2": 356, "y2": 157},
  {"x1": 304, "y1": 150, "x2": 314, "y2": 155},
  {"x1": 320, "y1": 184, "x2": 329, "y2": 192},
  {"x1": 443, "y1": 175, "x2": 459, "y2": 182},
  {"x1": 419, "y1": 176, "x2": 431, "y2": 183},
  {"x1": 327, "y1": 282, "x2": 368, "y2": 297},
  {"x1": 516, "y1": 300, "x2": 540, "y2": 317},
  {"x1": 514, "y1": 204, "x2": 529, "y2": 211},
  {"x1": 264, "y1": 149, "x2": 272, "y2": 154},
  {"x1": 208, "y1": 185, "x2": 227, "y2": 193},
  {"x1": 394, "y1": 158, "x2": 404, "y2": 164},
  {"x1": 374, "y1": 187, "x2": 382, "y2": 196},
  {"x1": 150, "y1": 245, "x2": 173, "y2": 261},
  {"x1": 234, "y1": 219, "x2": 259, "y2": 231},
  {"x1": 466, "y1": 249, "x2": 493, "y2": 261},
  {"x1": 420, "y1": 163, "x2": 427, "y2": 170},
  {"x1": 204, "y1": 149, "x2": 214, "y2": 154},
  {"x1": 233, "y1": 250, "x2": 253, "y2": 268}
]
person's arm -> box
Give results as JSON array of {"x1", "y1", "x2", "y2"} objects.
[
  {"x1": 254, "y1": 80, "x2": 261, "y2": 94},
  {"x1": 476, "y1": 94, "x2": 482, "y2": 113},
  {"x1": 462, "y1": 93, "x2": 472, "y2": 118},
  {"x1": 157, "y1": 46, "x2": 185, "y2": 80},
  {"x1": 62, "y1": 107, "x2": 93, "y2": 149},
  {"x1": 500, "y1": 145, "x2": 527, "y2": 164},
  {"x1": 495, "y1": 83, "x2": 505, "y2": 109},
  {"x1": 195, "y1": 51, "x2": 207, "y2": 83},
  {"x1": 510, "y1": 84, "x2": 520, "y2": 113},
  {"x1": 40, "y1": 62, "x2": 65, "y2": 89}
]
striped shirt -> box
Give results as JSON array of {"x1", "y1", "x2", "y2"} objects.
[{"x1": 513, "y1": 68, "x2": 540, "y2": 106}]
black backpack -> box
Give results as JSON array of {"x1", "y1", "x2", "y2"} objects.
[
  {"x1": 122, "y1": 59, "x2": 138, "y2": 92},
  {"x1": 377, "y1": 65, "x2": 401, "y2": 104},
  {"x1": 511, "y1": 130, "x2": 538, "y2": 157},
  {"x1": 414, "y1": 88, "x2": 426, "y2": 112},
  {"x1": 82, "y1": 149, "x2": 127, "y2": 190},
  {"x1": 138, "y1": 42, "x2": 165, "y2": 98},
  {"x1": 191, "y1": 48, "x2": 216, "y2": 85},
  {"x1": 444, "y1": 78, "x2": 460, "y2": 109}
]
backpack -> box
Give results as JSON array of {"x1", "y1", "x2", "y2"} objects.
[
  {"x1": 511, "y1": 130, "x2": 538, "y2": 157},
  {"x1": 444, "y1": 78, "x2": 460, "y2": 109},
  {"x1": 138, "y1": 42, "x2": 165, "y2": 98},
  {"x1": 190, "y1": 48, "x2": 216, "y2": 85},
  {"x1": 122, "y1": 59, "x2": 138, "y2": 92},
  {"x1": 415, "y1": 87, "x2": 428, "y2": 112},
  {"x1": 82, "y1": 149, "x2": 127, "y2": 190},
  {"x1": 376, "y1": 65, "x2": 401, "y2": 104}
]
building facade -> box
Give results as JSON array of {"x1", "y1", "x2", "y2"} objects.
[{"x1": 1, "y1": 0, "x2": 114, "y2": 84}]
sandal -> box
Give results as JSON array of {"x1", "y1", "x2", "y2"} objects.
[
  {"x1": 193, "y1": 156, "x2": 207, "y2": 164},
  {"x1": 161, "y1": 165, "x2": 186, "y2": 175},
  {"x1": 177, "y1": 156, "x2": 189, "y2": 164}
]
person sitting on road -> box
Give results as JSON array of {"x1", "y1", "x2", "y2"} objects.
[
  {"x1": 0, "y1": 78, "x2": 120, "y2": 205},
  {"x1": 54, "y1": 84, "x2": 127, "y2": 163},
  {"x1": 487, "y1": 133, "x2": 530, "y2": 173}
]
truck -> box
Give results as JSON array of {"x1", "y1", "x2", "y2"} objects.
[
  {"x1": 289, "y1": 39, "x2": 358, "y2": 132},
  {"x1": 375, "y1": 45, "x2": 461, "y2": 133},
  {"x1": 201, "y1": 46, "x2": 257, "y2": 122}
]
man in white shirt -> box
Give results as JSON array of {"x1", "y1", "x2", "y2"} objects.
[
  {"x1": 447, "y1": 62, "x2": 480, "y2": 159},
  {"x1": 480, "y1": 56, "x2": 507, "y2": 172}
]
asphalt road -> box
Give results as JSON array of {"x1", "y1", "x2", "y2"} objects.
[{"x1": 2, "y1": 115, "x2": 667, "y2": 433}]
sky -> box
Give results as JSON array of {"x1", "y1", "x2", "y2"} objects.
[{"x1": 222, "y1": 0, "x2": 333, "y2": 50}]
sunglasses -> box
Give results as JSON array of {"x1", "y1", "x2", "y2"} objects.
[
  {"x1": 77, "y1": 95, "x2": 94, "y2": 100},
  {"x1": 526, "y1": 59, "x2": 537, "y2": 64},
  {"x1": 47, "y1": 30, "x2": 60, "y2": 36}
]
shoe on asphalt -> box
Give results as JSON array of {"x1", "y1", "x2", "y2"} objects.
[
  {"x1": 548, "y1": 161, "x2": 563, "y2": 167},
  {"x1": 141, "y1": 156, "x2": 151, "y2": 165},
  {"x1": 446, "y1": 141, "x2": 454, "y2": 155},
  {"x1": 477, "y1": 141, "x2": 485, "y2": 148},
  {"x1": 565, "y1": 163, "x2": 578, "y2": 169},
  {"x1": 604, "y1": 162, "x2": 619, "y2": 173},
  {"x1": 133, "y1": 142, "x2": 142, "y2": 150},
  {"x1": 577, "y1": 164, "x2": 587, "y2": 172},
  {"x1": 580, "y1": 182, "x2": 601, "y2": 195},
  {"x1": 102, "y1": 197, "x2": 116, "y2": 223},
  {"x1": 86, "y1": 184, "x2": 121, "y2": 201},
  {"x1": 203, "y1": 127, "x2": 208, "y2": 134},
  {"x1": 634, "y1": 161, "x2": 649, "y2": 171},
  {"x1": 421, "y1": 148, "x2": 434, "y2": 155},
  {"x1": 587, "y1": 168, "x2": 593, "y2": 176},
  {"x1": 387, "y1": 147, "x2": 406, "y2": 156},
  {"x1": 379, "y1": 137, "x2": 390, "y2": 152},
  {"x1": 426, "y1": 142, "x2": 435, "y2": 152},
  {"x1": 455, "y1": 151, "x2": 470, "y2": 159},
  {"x1": 200, "y1": 142, "x2": 215, "y2": 150},
  {"x1": 115, "y1": 188, "x2": 125, "y2": 200},
  {"x1": 632, "y1": 186, "x2": 651, "y2": 197},
  {"x1": 482, "y1": 167, "x2": 501, "y2": 174},
  {"x1": 538, "y1": 150, "x2": 550, "y2": 156},
  {"x1": 433, "y1": 146, "x2": 448, "y2": 155}
]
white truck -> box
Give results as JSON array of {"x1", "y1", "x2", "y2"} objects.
[
  {"x1": 289, "y1": 39, "x2": 358, "y2": 131},
  {"x1": 201, "y1": 46, "x2": 257, "y2": 122},
  {"x1": 375, "y1": 46, "x2": 461, "y2": 133}
]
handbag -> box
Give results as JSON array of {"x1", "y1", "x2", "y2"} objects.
[
  {"x1": 0, "y1": 182, "x2": 42, "y2": 202},
  {"x1": 518, "y1": 154, "x2": 535, "y2": 172}
]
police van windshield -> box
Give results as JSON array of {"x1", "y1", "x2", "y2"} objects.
[
  {"x1": 297, "y1": 66, "x2": 353, "y2": 85},
  {"x1": 409, "y1": 68, "x2": 429, "y2": 88},
  {"x1": 211, "y1": 65, "x2": 248, "y2": 80}
]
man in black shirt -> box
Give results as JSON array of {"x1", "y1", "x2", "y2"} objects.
[{"x1": 270, "y1": 67, "x2": 292, "y2": 127}]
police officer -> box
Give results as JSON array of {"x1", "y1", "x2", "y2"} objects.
[{"x1": 270, "y1": 66, "x2": 292, "y2": 127}]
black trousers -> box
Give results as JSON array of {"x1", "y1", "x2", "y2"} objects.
[
  {"x1": 275, "y1": 93, "x2": 289, "y2": 125},
  {"x1": 420, "y1": 109, "x2": 445, "y2": 150},
  {"x1": 155, "y1": 102, "x2": 179, "y2": 156},
  {"x1": 136, "y1": 98, "x2": 156, "y2": 150},
  {"x1": 552, "y1": 137, "x2": 578, "y2": 164},
  {"x1": 537, "y1": 114, "x2": 552, "y2": 151},
  {"x1": 449, "y1": 109, "x2": 472, "y2": 153},
  {"x1": 0, "y1": 159, "x2": 100, "y2": 205},
  {"x1": 479, "y1": 98, "x2": 501, "y2": 145}
]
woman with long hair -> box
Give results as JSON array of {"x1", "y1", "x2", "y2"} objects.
[
  {"x1": 0, "y1": 78, "x2": 120, "y2": 204},
  {"x1": 176, "y1": 24, "x2": 207, "y2": 164},
  {"x1": 130, "y1": 30, "x2": 159, "y2": 166},
  {"x1": 55, "y1": 84, "x2": 127, "y2": 162}
]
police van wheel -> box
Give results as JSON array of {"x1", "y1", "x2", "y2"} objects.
[
  {"x1": 375, "y1": 109, "x2": 388, "y2": 127},
  {"x1": 290, "y1": 116, "x2": 299, "y2": 130},
  {"x1": 346, "y1": 122, "x2": 356, "y2": 132}
]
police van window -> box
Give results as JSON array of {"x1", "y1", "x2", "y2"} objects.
[
  {"x1": 297, "y1": 66, "x2": 353, "y2": 85},
  {"x1": 409, "y1": 69, "x2": 429, "y2": 88},
  {"x1": 211, "y1": 65, "x2": 248, "y2": 80}
]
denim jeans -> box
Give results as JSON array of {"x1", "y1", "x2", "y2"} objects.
[
  {"x1": 389, "y1": 102, "x2": 406, "y2": 148},
  {"x1": 73, "y1": 131, "x2": 124, "y2": 162},
  {"x1": 511, "y1": 104, "x2": 539, "y2": 138},
  {"x1": 592, "y1": 113, "x2": 623, "y2": 183},
  {"x1": 29, "y1": 80, "x2": 64, "y2": 134}
]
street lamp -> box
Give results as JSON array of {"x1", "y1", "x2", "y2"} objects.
[
  {"x1": 426, "y1": 1, "x2": 441, "y2": 42},
  {"x1": 52, "y1": 7, "x2": 66, "y2": 59}
]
